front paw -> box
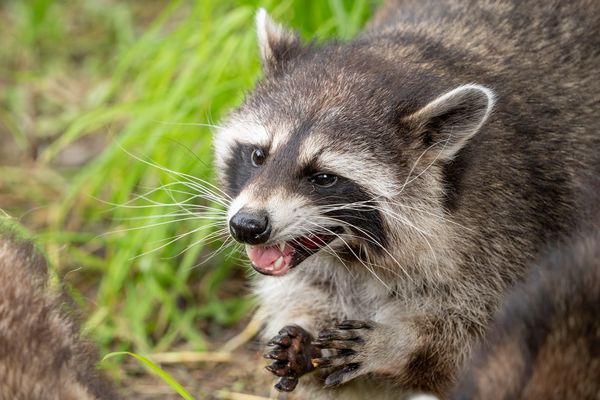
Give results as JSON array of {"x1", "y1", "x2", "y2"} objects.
[
  {"x1": 264, "y1": 325, "x2": 321, "y2": 392},
  {"x1": 312, "y1": 320, "x2": 374, "y2": 387}
]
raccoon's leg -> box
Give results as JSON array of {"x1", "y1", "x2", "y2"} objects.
[
  {"x1": 312, "y1": 319, "x2": 405, "y2": 387},
  {"x1": 310, "y1": 314, "x2": 463, "y2": 394},
  {"x1": 311, "y1": 319, "x2": 374, "y2": 386},
  {"x1": 255, "y1": 274, "x2": 343, "y2": 392},
  {"x1": 263, "y1": 325, "x2": 321, "y2": 391}
]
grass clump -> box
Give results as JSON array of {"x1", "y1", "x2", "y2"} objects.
[{"x1": 0, "y1": 0, "x2": 377, "y2": 384}]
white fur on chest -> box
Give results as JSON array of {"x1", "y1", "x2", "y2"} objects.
[{"x1": 252, "y1": 252, "x2": 418, "y2": 338}]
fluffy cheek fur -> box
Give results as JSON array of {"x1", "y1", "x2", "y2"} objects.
[{"x1": 354, "y1": 162, "x2": 456, "y2": 282}]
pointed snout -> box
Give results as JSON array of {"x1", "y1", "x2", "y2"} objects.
[{"x1": 229, "y1": 209, "x2": 271, "y2": 245}]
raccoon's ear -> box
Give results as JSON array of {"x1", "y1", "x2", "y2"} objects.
[
  {"x1": 256, "y1": 8, "x2": 303, "y2": 75},
  {"x1": 404, "y1": 84, "x2": 495, "y2": 160}
]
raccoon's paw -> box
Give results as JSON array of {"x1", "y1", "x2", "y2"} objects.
[
  {"x1": 311, "y1": 320, "x2": 375, "y2": 387},
  {"x1": 264, "y1": 325, "x2": 321, "y2": 392}
]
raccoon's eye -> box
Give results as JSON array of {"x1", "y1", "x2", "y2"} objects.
[
  {"x1": 309, "y1": 172, "x2": 338, "y2": 187},
  {"x1": 251, "y1": 148, "x2": 266, "y2": 167}
]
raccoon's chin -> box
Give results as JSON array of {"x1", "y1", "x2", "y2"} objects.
[{"x1": 245, "y1": 227, "x2": 343, "y2": 276}]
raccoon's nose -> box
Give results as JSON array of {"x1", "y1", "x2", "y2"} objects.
[{"x1": 229, "y1": 210, "x2": 271, "y2": 245}]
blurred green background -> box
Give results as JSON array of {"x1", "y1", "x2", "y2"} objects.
[{"x1": 0, "y1": 0, "x2": 377, "y2": 397}]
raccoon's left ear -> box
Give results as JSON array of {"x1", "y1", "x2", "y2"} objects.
[
  {"x1": 256, "y1": 8, "x2": 304, "y2": 75},
  {"x1": 404, "y1": 84, "x2": 496, "y2": 160}
]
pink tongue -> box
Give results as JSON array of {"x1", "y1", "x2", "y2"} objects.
[{"x1": 246, "y1": 243, "x2": 294, "y2": 269}]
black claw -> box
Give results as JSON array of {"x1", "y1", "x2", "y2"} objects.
[
  {"x1": 265, "y1": 360, "x2": 290, "y2": 377},
  {"x1": 268, "y1": 334, "x2": 292, "y2": 347},
  {"x1": 338, "y1": 348, "x2": 357, "y2": 356},
  {"x1": 336, "y1": 320, "x2": 372, "y2": 330},
  {"x1": 316, "y1": 330, "x2": 334, "y2": 340},
  {"x1": 275, "y1": 377, "x2": 298, "y2": 392},
  {"x1": 324, "y1": 363, "x2": 361, "y2": 387},
  {"x1": 324, "y1": 374, "x2": 342, "y2": 387},
  {"x1": 344, "y1": 362, "x2": 360, "y2": 372},
  {"x1": 279, "y1": 325, "x2": 302, "y2": 337},
  {"x1": 265, "y1": 364, "x2": 275, "y2": 373},
  {"x1": 313, "y1": 337, "x2": 363, "y2": 350},
  {"x1": 263, "y1": 349, "x2": 287, "y2": 360}
]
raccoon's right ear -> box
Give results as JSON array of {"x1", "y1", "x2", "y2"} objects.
[
  {"x1": 403, "y1": 84, "x2": 495, "y2": 160},
  {"x1": 256, "y1": 8, "x2": 304, "y2": 75}
]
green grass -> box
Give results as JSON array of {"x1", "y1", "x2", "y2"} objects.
[
  {"x1": 0, "y1": 0, "x2": 377, "y2": 383},
  {"x1": 104, "y1": 352, "x2": 195, "y2": 400}
]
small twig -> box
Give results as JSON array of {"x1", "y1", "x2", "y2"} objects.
[
  {"x1": 149, "y1": 351, "x2": 232, "y2": 364},
  {"x1": 149, "y1": 313, "x2": 261, "y2": 366},
  {"x1": 216, "y1": 390, "x2": 271, "y2": 400},
  {"x1": 219, "y1": 312, "x2": 261, "y2": 352}
]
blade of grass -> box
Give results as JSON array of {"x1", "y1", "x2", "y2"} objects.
[{"x1": 102, "y1": 351, "x2": 195, "y2": 400}]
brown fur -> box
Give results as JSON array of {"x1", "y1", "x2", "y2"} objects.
[
  {"x1": 448, "y1": 230, "x2": 600, "y2": 400},
  {"x1": 0, "y1": 226, "x2": 117, "y2": 400}
]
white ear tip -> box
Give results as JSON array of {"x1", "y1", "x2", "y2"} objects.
[
  {"x1": 464, "y1": 83, "x2": 496, "y2": 108},
  {"x1": 256, "y1": 8, "x2": 267, "y2": 24},
  {"x1": 408, "y1": 395, "x2": 440, "y2": 400},
  {"x1": 475, "y1": 84, "x2": 496, "y2": 118},
  {"x1": 255, "y1": 8, "x2": 269, "y2": 45},
  {"x1": 256, "y1": 8, "x2": 278, "y2": 45}
]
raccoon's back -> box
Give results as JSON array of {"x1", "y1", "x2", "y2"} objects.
[
  {"x1": 0, "y1": 228, "x2": 116, "y2": 400},
  {"x1": 449, "y1": 230, "x2": 600, "y2": 400},
  {"x1": 368, "y1": 0, "x2": 600, "y2": 103},
  {"x1": 371, "y1": 0, "x2": 600, "y2": 65}
]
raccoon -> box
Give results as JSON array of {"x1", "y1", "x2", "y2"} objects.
[
  {"x1": 0, "y1": 221, "x2": 117, "y2": 400},
  {"x1": 442, "y1": 230, "x2": 600, "y2": 400},
  {"x1": 214, "y1": 0, "x2": 600, "y2": 398}
]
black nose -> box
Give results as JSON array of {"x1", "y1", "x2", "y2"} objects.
[{"x1": 229, "y1": 210, "x2": 271, "y2": 245}]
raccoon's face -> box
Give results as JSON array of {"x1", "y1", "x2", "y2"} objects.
[{"x1": 214, "y1": 10, "x2": 494, "y2": 277}]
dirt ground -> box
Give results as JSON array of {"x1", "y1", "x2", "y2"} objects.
[{"x1": 118, "y1": 318, "x2": 278, "y2": 399}]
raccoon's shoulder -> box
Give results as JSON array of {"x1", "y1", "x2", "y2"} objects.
[
  {"x1": 0, "y1": 220, "x2": 117, "y2": 400},
  {"x1": 366, "y1": 0, "x2": 600, "y2": 75},
  {"x1": 370, "y1": 0, "x2": 600, "y2": 37},
  {"x1": 449, "y1": 230, "x2": 600, "y2": 400}
]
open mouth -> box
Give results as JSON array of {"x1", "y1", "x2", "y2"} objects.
[{"x1": 245, "y1": 227, "x2": 343, "y2": 276}]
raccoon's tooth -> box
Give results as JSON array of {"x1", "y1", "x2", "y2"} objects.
[
  {"x1": 279, "y1": 242, "x2": 286, "y2": 252},
  {"x1": 273, "y1": 256, "x2": 284, "y2": 269}
]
